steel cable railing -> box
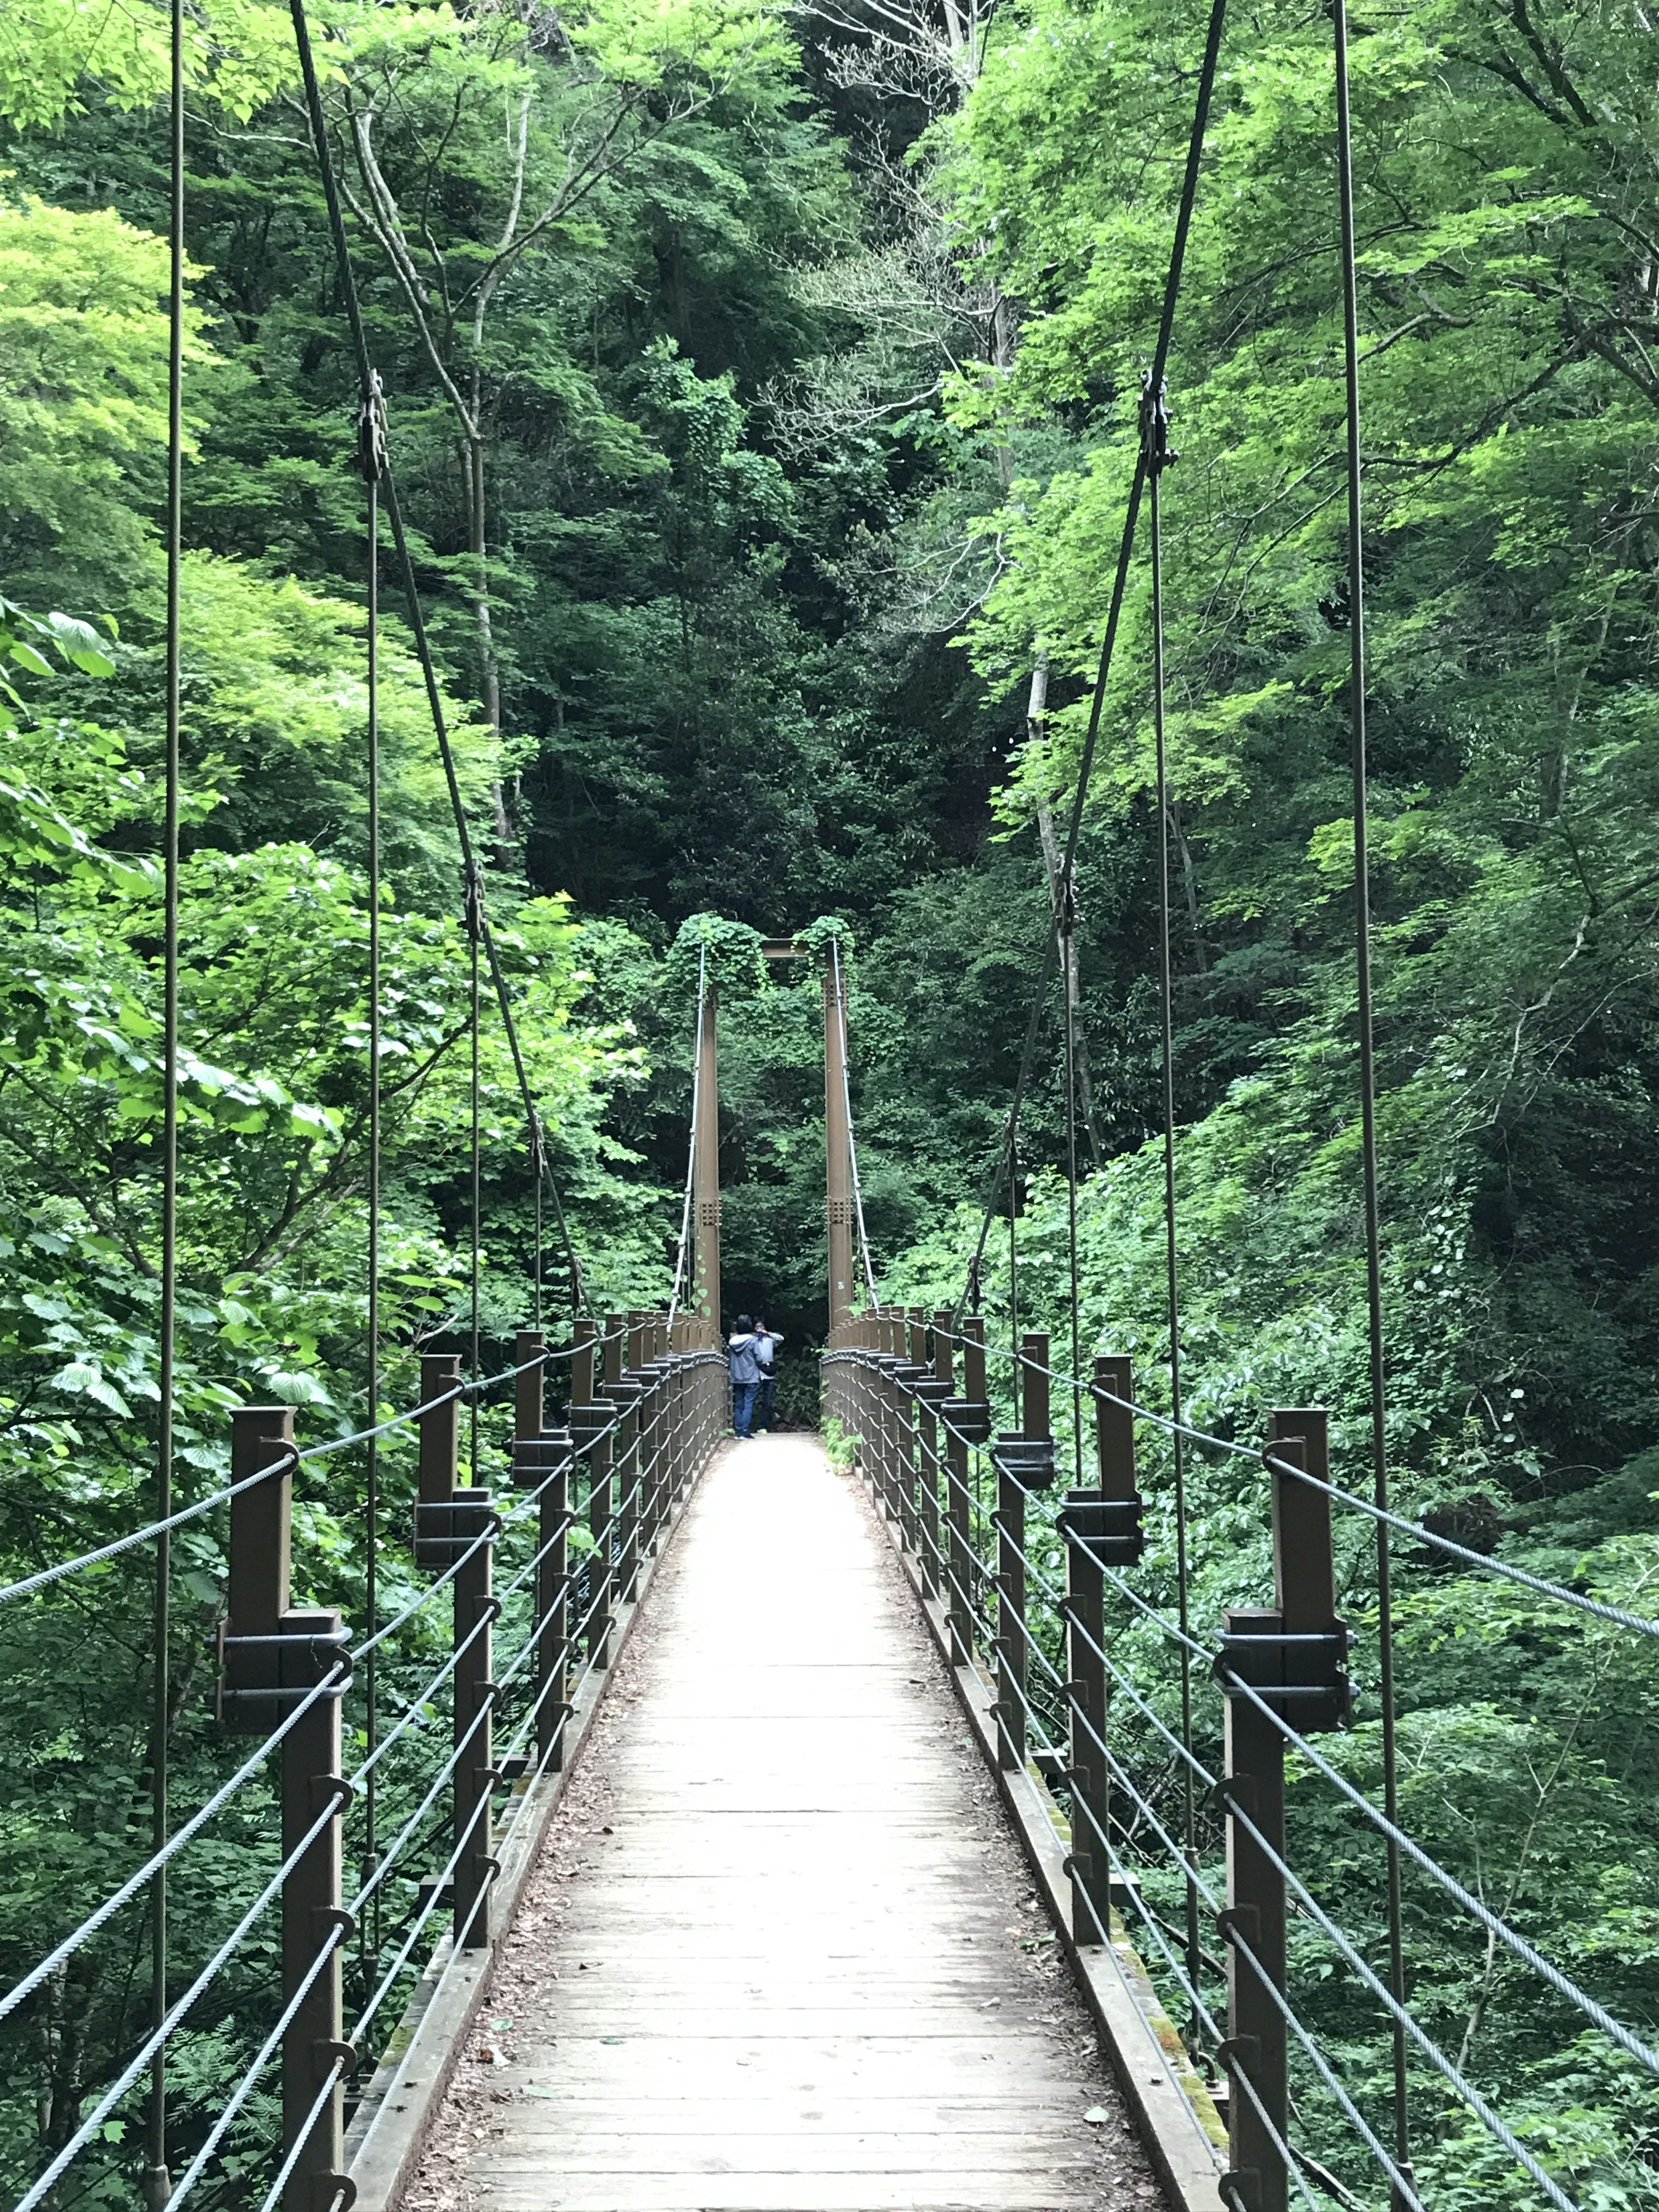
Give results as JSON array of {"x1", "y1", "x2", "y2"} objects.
[
  {"x1": 13, "y1": 1729, "x2": 350, "y2": 2212},
  {"x1": 926, "y1": 1319, "x2": 1659, "y2": 1645},
  {"x1": 826, "y1": 1321, "x2": 1653, "y2": 2212},
  {"x1": 0, "y1": 1666, "x2": 344, "y2": 2029},
  {"x1": 0, "y1": 1323, "x2": 725, "y2": 2212},
  {"x1": 0, "y1": 1332, "x2": 620, "y2": 1614}
]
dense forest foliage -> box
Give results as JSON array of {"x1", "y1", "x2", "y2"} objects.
[{"x1": 4, "y1": 0, "x2": 1659, "y2": 2199}]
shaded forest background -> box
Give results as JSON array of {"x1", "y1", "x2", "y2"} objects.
[{"x1": 5, "y1": 0, "x2": 1659, "y2": 2201}]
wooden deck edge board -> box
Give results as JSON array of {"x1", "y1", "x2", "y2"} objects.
[{"x1": 858, "y1": 1472, "x2": 1228, "y2": 2212}]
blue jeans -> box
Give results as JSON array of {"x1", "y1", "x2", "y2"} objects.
[
  {"x1": 731, "y1": 1379, "x2": 760, "y2": 1437},
  {"x1": 756, "y1": 1376, "x2": 776, "y2": 1431}
]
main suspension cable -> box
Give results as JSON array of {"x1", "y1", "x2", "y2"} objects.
[
  {"x1": 1143, "y1": 369, "x2": 1204, "y2": 2054},
  {"x1": 958, "y1": 0, "x2": 1230, "y2": 1312},
  {"x1": 284, "y1": 0, "x2": 588, "y2": 1316}
]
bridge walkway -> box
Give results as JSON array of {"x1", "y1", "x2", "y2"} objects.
[{"x1": 404, "y1": 1435, "x2": 1156, "y2": 2212}]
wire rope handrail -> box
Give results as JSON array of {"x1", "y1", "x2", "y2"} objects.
[
  {"x1": 0, "y1": 1666, "x2": 346, "y2": 2030},
  {"x1": 851, "y1": 1327, "x2": 1659, "y2": 1643},
  {"x1": 0, "y1": 1334, "x2": 720, "y2": 2212},
  {"x1": 826, "y1": 1330, "x2": 1643, "y2": 2212},
  {"x1": 856, "y1": 1335, "x2": 1659, "y2": 2070},
  {"x1": 0, "y1": 1332, "x2": 625, "y2": 1615},
  {"x1": 12, "y1": 1710, "x2": 350, "y2": 2212}
]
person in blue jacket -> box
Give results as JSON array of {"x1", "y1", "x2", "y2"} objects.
[{"x1": 727, "y1": 1315, "x2": 763, "y2": 1438}]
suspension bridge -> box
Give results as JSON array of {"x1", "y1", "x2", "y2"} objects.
[
  {"x1": 5, "y1": 0, "x2": 1655, "y2": 2202},
  {"x1": 7, "y1": 934, "x2": 1655, "y2": 2212}
]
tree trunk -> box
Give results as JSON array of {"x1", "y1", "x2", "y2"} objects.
[
  {"x1": 1029, "y1": 655, "x2": 1104, "y2": 1171},
  {"x1": 465, "y1": 432, "x2": 512, "y2": 860},
  {"x1": 1170, "y1": 798, "x2": 1209, "y2": 974}
]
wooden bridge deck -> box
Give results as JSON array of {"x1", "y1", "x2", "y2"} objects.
[{"x1": 407, "y1": 1435, "x2": 1156, "y2": 2212}]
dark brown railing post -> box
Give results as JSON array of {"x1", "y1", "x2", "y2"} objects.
[
  {"x1": 612, "y1": 1313, "x2": 645, "y2": 1608},
  {"x1": 450, "y1": 1485, "x2": 495, "y2": 1951},
  {"x1": 656, "y1": 1317, "x2": 677, "y2": 1530},
  {"x1": 414, "y1": 1351, "x2": 460, "y2": 1547},
  {"x1": 995, "y1": 1332, "x2": 1049, "y2": 1773},
  {"x1": 943, "y1": 1317, "x2": 986, "y2": 1670},
  {"x1": 653, "y1": 1312, "x2": 671, "y2": 1534},
  {"x1": 1218, "y1": 1409, "x2": 1350, "y2": 2212},
  {"x1": 912, "y1": 1308, "x2": 952, "y2": 1601},
  {"x1": 891, "y1": 1308, "x2": 910, "y2": 1530},
  {"x1": 511, "y1": 1329, "x2": 572, "y2": 1775},
  {"x1": 587, "y1": 1313, "x2": 624, "y2": 1663},
  {"x1": 220, "y1": 1404, "x2": 349, "y2": 2212},
  {"x1": 894, "y1": 1308, "x2": 922, "y2": 1553},
  {"x1": 870, "y1": 1310, "x2": 890, "y2": 1516},
  {"x1": 411, "y1": 1351, "x2": 495, "y2": 1950},
  {"x1": 1061, "y1": 1354, "x2": 1140, "y2": 1945},
  {"x1": 884, "y1": 1312, "x2": 896, "y2": 1510},
  {"x1": 855, "y1": 1313, "x2": 874, "y2": 1486}
]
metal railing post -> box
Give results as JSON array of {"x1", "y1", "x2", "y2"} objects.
[
  {"x1": 870, "y1": 1312, "x2": 890, "y2": 1516},
  {"x1": 451, "y1": 1483, "x2": 495, "y2": 1951},
  {"x1": 588, "y1": 1313, "x2": 624, "y2": 1663},
  {"x1": 515, "y1": 1328, "x2": 544, "y2": 1450},
  {"x1": 415, "y1": 1351, "x2": 460, "y2": 1540},
  {"x1": 995, "y1": 1332, "x2": 1049, "y2": 1772},
  {"x1": 943, "y1": 1317, "x2": 985, "y2": 1670},
  {"x1": 913, "y1": 1307, "x2": 953, "y2": 1601},
  {"x1": 511, "y1": 1329, "x2": 572, "y2": 1775},
  {"x1": 613, "y1": 1313, "x2": 645, "y2": 1606},
  {"x1": 1218, "y1": 1408, "x2": 1350, "y2": 2212},
  {"x1": 410, "y1": 1351, "x2": 495, "y2": 1948},
  {"x1": 221, "y1": 1405, "x2": 349, "y2": 2212},
  {"x1": 899, "y1": 1308, "x2": 927, "y2": 1555},
  {"x1": 1062, "y1": 1353, "x2": 1138, "y2": 1946},
  {"x1": 654, "y1": 1314, "x2": 671, "y2": 1530}
]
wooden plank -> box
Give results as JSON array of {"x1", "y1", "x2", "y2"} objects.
[{"x1": 478, "y1": 2183, "x2": 1124, "y2": 2212}]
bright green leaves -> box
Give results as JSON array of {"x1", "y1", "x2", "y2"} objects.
[
  {"x1": 0, "y1": 600, "x2": 114, "y2": 701},
  {"x1": 0, "y1": 775, "x2": 154, "y2": 890},
  {"x1": 0, "y1": 194, "x2": 214, "y2": 584},
  {"x1": 561, "y1": 0, "x2": 790, "y2": 92},
  {"x1": 0, "y1": 0, "x2": 293, "y2": 128}
]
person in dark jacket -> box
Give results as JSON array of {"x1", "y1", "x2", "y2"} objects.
[
  {"x1": 753, "y1": 1318, "x2": 783, "y2": 1431},
  {"x1": 727, "y1": 1315, "x2": 763, "y2": 1438}
]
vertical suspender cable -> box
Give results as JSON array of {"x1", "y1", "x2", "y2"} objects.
[
  {"x1": 1144, "y1": 373, "x2": 1204, "y2": 2046},
  {"x1": 1333, "y1": 3, "x2": 1412, "y2": 2186},
  {"x1": 146, "y1": 3, "x2": 185, "y2": 2195},
  {"x1": 1061, "y1": 918, "x2": 1083, "y2": 1480},
  {"x1": 832, "y1": 941, "x2": 880, "y2": 1308},
  {"x1": 1008, "y1": 1138, "x2": 1020, "y2": 1426},
  {"x1": 469, "y1": 871, "x2": 482, "y2": 1486},
  {"x1": 284, "y1": 0, "x2": 590, "y2": 1323},
  {"x1": 360, "y1": 382, "x2": 385, "y2": 1958}
]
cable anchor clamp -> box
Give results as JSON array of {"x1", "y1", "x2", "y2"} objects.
[
  {"x1": 1138, "y1": 370, "x2": 1179, "y2": 476},
  {"x1": 357, "y1": 371, "x2": 388, "y2": 485}
]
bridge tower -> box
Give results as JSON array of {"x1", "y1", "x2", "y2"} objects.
[
  {"x1": 691, "y1": 978, "x2": 720, "y2": 1346},
  {"x1": 823, "y1": 951, "x2": 854, "y2": 1334}
]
